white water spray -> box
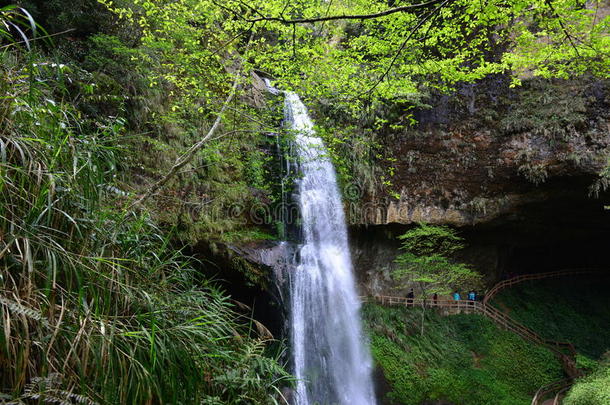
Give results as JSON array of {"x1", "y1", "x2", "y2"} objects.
[{"x1": 282, "y1": 90, "x2": 376, "y2": 405}]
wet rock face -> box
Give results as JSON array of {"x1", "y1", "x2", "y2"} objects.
[
  {"x1": 349, "y1": 224, "x2": 403, "y2": 296},
  {"x1": 358, "y1": 77, "x2": 610, "y2": 227},
  {"x1": 187, "y1": 239, "x2": 294, "y2": 338}
]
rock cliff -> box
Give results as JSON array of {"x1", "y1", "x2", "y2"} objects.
[
  {"x1": 349, "y1": 77, "x2": 610, "y2": 294},
  {"x1": 359, "y1": 78, "x2": 610, "y2": 227}
]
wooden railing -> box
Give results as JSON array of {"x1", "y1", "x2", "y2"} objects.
[
  {"x1": 371, "y1": 296, "x2": 477, "y2": 311},
  {"x1": 369, "y1": 294, "x2": 580, "y2": 375},
  {"x1": 552, "y1": 386, "x2": 571, "y2": 405},
  {"x1": 531, "y1": 379, "x2": 573, "y2": 405},
  {"x1": 483, "y1": 268, "x2": 603, "y2": 305},
  {"x1": 369, "y1": 269, "x2": 608, "y2": 404}
]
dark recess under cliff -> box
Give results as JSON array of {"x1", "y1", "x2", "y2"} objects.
[
  {"x1": 350, "y1": 177, "x2": 610, "y2": 296},
  {"x1": 184, "y1": 240, "x2": 288, "y2": 338}
]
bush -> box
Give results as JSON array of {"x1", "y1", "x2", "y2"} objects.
[{"x1": 564, "y1": 354, "x2": 610, "y2": 405}]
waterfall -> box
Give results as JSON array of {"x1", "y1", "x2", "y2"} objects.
[{"x1": 282, "y1": 90, "x2": 377, "y2": 405}]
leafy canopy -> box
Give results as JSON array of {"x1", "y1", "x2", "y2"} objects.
[{"x1": 100, "y1": 0, "x2": 609, "y2": 116}]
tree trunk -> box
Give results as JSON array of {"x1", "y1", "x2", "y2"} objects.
[{"x1": 419, "y1": 283, "x2": 426, "y2": 336}]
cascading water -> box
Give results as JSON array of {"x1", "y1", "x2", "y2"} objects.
[{"x1": 282, "y1": 90, "x2": 377, "y2": 405}]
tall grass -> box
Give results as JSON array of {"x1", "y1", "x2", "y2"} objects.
[{"x1": 0, "y1": 50, "x2": 289, "y2": 404}]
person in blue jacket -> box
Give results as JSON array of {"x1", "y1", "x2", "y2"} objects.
[
  {"x1": 468, "y1": 290, "x2": 476, "y2": 307},
  {"x1": 452, "y1": 291, "x2": 462, "y2": 313}
]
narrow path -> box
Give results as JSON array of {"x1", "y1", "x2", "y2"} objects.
[{"x1": 369, "y1": 268, "x2": 608, "y2": 405}]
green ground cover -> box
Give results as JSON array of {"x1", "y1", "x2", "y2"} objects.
[
  {"x1": 363, "y1": 303, "x2": 563, "y2": 405},
  {"x1": 494, "y1": 277, "x2": 610, "y2": 359}
]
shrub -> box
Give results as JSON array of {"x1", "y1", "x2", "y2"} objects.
[{"x1": 564, "y1": 355, "x2": 610, "y2": 405}]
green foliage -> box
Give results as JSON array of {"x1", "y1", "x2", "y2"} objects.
[
  {"x1": 564, "y1": 354, "x2": 610, "y2": 405},
  {"x1": 80, "y1": 33, "x2": 157, "y2": 126},
  {"x1": 500, "y1": 81, "x2": 589, "y2": 140},
  {"x1": 494, "y1": 278, "x2": 610, "y2": 359},
  {"x1": 315, "y1": 121, "x2": 387, "y2": 203},
  {"x1": 590, "y1": 158, "x2": 610, "y2": 197},
  {"x1": 16, "y1": 0, "x2": 114, "y2": 39},
  {"x1": 84, "y1": 0, "x2": 610, "y2": 234},
  {"x1": 0, "y1": 49, "x2": 289, "y2": 404},
  {"x1": 393, "y1": 224, "x2": 482, "y2": 296},
  {"x1": 75, "y1": 3, "x2": 290, "y2": 242},
  {"x1": 398, "y1": 223, "x2": 465, "y2": 257},
  {"x1": 246, "y1": 0, "x2": 608, "y2": 112},
  {"x1": 363, "y1": 304, "x2": 563, "y2": 405},
  {"x1": 310, "y1": 107, "x2": 401, "y2": 213}
]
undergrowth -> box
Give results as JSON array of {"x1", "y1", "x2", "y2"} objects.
[
  {"x1": 494, "y1": 277, "x2": 610, "y2": 359},
  {"x1": 362, "y1": 303, "x2": 562, "y2": 405},
  {"x1": 0, "y1": 48, "x2": 290, "y2": 404},
  {"x1": 564, "y1": 353, "x2": 610, "y2": 405}
]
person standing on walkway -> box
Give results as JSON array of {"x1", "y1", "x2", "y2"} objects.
[
  {"x1": 406, "y1": 288, "x2": 414, "y2": 307},
  {"x1": 452, "y1": 291, "x2": 461, "y2": 314},
  {"x1": 468, "y1": 290, "x2": 476, "y2": 304},
  {"x1": 467, "y1": 290, "x2": 476, "y2": 313},
  {"x1": 432, "y1": 293, "x2": 438, "y2": 307}
]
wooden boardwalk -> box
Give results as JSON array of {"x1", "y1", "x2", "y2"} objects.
[
  {"x1": 483, "y1": 268, "x2": 604, "y2": 305},
  {"x1": 532, "y1": 379, "x2": 572, "y2": 405},
  {"x1": 368, "y1": 268, "x2": 608, "y2": 405}
]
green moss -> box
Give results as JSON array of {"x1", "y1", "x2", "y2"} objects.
[
  {"x1": 363, "y1": 304, "x2": 562, "y2": 405},
  {"x1": 230, "y1": 255, "x2": 269, "y2": 289},
  {"x1": 222, "y1": 229, "x2": 278, "y2": 243}
]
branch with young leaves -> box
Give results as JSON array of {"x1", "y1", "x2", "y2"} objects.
[
  {"x1": 242, "y1": 0, "x2": 445, "y2": 24},
  {"x1": 129, "y1": 27, "x2": 258, "y2": 208}
]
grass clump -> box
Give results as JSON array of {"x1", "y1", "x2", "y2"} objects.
[
  {"x1": 0, "y1": 50, "x2": 290, "y2": 404},
  {"x1": 363, "y1": 303, "x2": 562, "y2": 405}
]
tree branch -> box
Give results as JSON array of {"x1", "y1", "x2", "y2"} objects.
[
  {"x1": 129, "y1": 76, "x2": 241, "y2": 209},
  {"x1": 544, "y1": 0, "x2": 580, "y2": 57},
  {"x1": 360, "y1": 0, "x2": 452, "y2": 96},
  {"x1": 245, "y1": 0, "x2": 444, "y2": 24}
]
